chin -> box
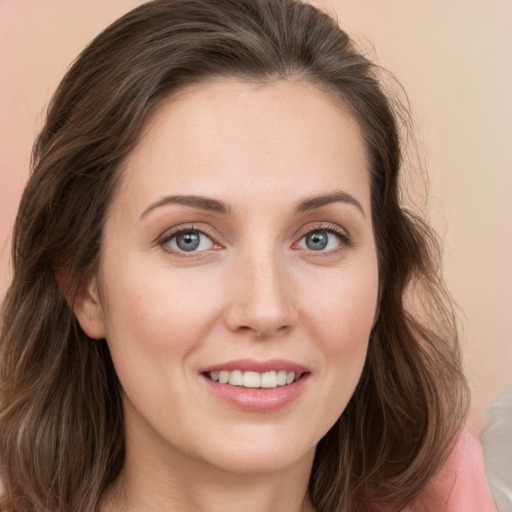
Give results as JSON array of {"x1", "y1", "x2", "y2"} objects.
[
  {"x1": 207, "y1": 444, "x2": 315, "y2": 476},
  {"x1": 189, "y1": 425, "x2": 319, "y2": 476}
]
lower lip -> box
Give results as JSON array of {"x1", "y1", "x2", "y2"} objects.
[{"x1": 201, "y1": 374, "x2": 309, "y2": 412}]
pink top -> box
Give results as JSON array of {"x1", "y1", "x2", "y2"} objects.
[{"x1": 415, "y1": 430, "x2": 497, "y2": 511}]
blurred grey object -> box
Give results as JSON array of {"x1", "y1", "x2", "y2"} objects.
[{"x1": 482, "y1": 386, "x2": 512, "y2": 512}]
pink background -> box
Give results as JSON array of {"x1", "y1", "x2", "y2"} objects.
[{"x1": 1, "y1": 0, "x2": 511, "y2": 433}]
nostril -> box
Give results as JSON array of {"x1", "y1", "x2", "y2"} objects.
[{"x1": 254, "y1": 324, "x2": 291, "y2": 340}]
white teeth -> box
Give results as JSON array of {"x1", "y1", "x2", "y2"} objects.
[
  {"x1": 228, "y1": 370, "x2": 243, "y2": 386},
  {"x1": 260, "y1": 371, "x2": 277, "y2": 388},
  {"x1": 243, "y1": 371, "x2": 261, "y2": 388},
  {"x1": 207, "y1": 369, "x2": 300, "y2": 388}
]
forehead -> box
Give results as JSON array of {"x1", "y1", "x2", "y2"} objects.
[{"x1": 115, "y1": 78, "x2": 370, "y2": 214}]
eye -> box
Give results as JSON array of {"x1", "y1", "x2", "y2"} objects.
[
  {"x1": 162, "y1": 229, "x2": 217, "y2": 253},
  {"x1": 297, "y1": 228, "x2": 346, "y2": 252}
]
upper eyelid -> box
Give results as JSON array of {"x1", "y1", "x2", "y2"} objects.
[
  {"x1": 159, "y1": 223, "x2": 215, "y2": 238},
  {"x1": 156, "y1": 221, "x2": 352, "y2": 248},
  {"x1": 158, "y1": 224, "x2": 220, "y2": 248},
  {"x1": 294, "y1": 223, "x2": 354, "y2": 252},
  {"x1": 296, "y1": 222, "x2": 350, "y2": 239}
]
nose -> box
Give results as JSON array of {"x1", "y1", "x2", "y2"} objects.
[{"x1": 223, "y1": 249, "x2": 298, "y2": 339}]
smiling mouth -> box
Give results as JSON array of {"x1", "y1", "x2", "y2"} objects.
[{"x1": 204, "y1": 370, "x2": 306, "y2": 389}]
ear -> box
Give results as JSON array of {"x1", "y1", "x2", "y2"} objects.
[{"x1": 72, "y1": 273, "x2": 106, "y2": 340}]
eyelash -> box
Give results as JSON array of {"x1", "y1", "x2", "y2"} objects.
[
  {"x1": 158, "y1": 225, "x2": 218, "y2": 255},
  {"x1": 295, "y1": 223, "x2": 353, "y2": 253},
  {"x1": 158, "y1": 223, "x2": 352, "y2": 256}
]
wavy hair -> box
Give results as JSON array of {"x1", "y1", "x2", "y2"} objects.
[{"x1": 0, "y1": 0, "x2": 469, "y2": 510}]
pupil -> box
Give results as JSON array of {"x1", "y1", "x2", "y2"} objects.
[
  {"x1": 306, "y1": 231, "x2": 328, "y2": 250},
  {"x1": 177, "y1": 231, "x2": 200, "y2": 251}
]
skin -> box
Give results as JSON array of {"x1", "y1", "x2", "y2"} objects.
[{"x1": 74, "y1": 79, "x2": 379, "y2": 512}]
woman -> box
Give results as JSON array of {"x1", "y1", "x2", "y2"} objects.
[{"x1": 0, "y1": 0, "x2": 494, "y2": 511}]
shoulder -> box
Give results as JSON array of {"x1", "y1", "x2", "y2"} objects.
[{"x1": 416, "y1": 430, "x2": 498, "y2": 512}]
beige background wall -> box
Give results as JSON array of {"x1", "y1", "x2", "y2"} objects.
[{"x1": 1, "y1": 0, "x2": 511, "y2": 433}]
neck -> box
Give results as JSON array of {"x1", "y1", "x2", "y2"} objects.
[{"x1": 100, "y1": 428, "x2": 316, "y2": 512}]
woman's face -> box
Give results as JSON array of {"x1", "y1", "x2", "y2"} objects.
[{"x1": 77, "y1": 79, "x2": 379, "y2": 476}]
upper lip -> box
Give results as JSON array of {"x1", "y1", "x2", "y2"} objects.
[{"x1": 200, "y1": 358, "x2": 309, "y2": 374}]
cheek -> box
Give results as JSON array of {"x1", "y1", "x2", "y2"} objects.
[
  {"x1": 301, "y1": 262, "x2": 378, "y2": 401},
  {"x1": 305, "y1": 264, "x2": 378, "y2": 345},
  {"x1": 97, "y1": 263, "x2": 224, "y2": 427},
  {"x1": 99, "y1": 260, "x2": 225, "y2": 372}
]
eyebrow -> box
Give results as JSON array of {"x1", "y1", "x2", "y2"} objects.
[
  {"x1": 140, "y1": 190, "x2": 365, "y2": 219},
  {"x1": 140, "y1": 195, "x2": 230, "y2": 218},
  {"x1": 295, "y1": 191, "x2": 366, "y2": 217}
]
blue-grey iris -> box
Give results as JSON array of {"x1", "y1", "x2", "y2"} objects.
[
  {"x1": 306, "y1": 231, "x2": 328, "y2": 250},
  {"x1": 176, "y1": 231, "x2": 201, "y2": 251}
]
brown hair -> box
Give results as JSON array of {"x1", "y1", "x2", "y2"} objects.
[{"x1": 0, "y1": 0, "x2": 469, "y2": 511}]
